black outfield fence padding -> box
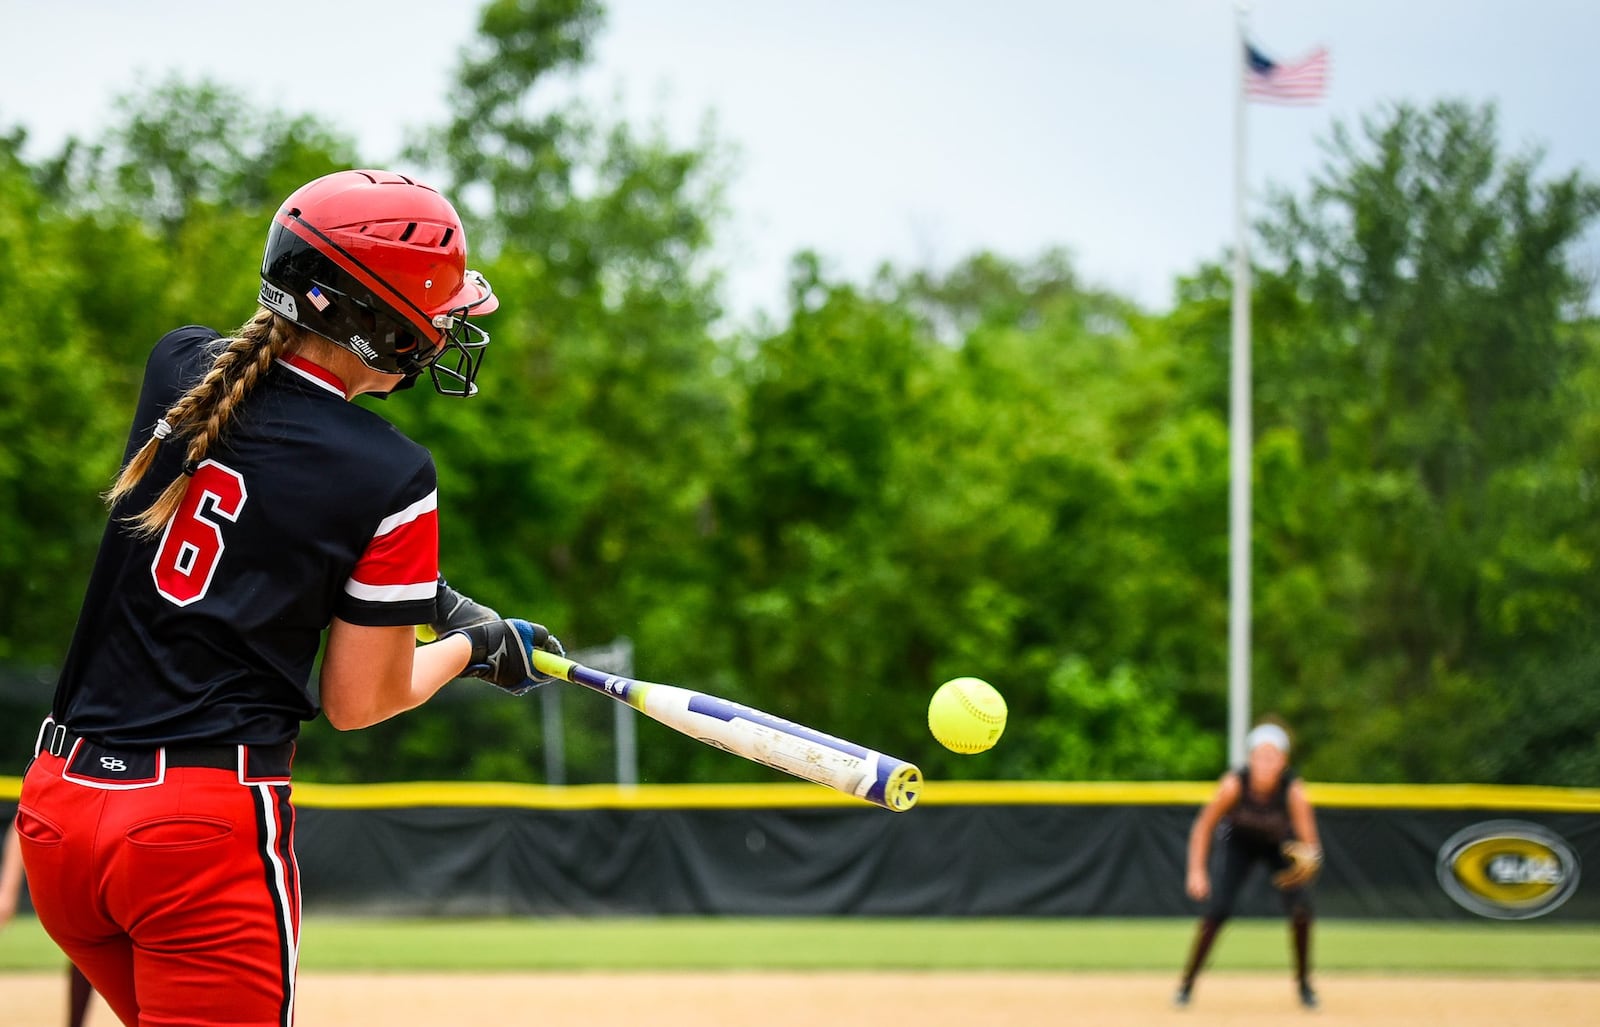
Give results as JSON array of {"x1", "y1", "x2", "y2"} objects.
[{"x1": 4, "y1": 779, "x2": 1596, "y2": 920}]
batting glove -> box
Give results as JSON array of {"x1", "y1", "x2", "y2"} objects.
[
  {"x1": 430, "y1": 576, "x2": 500, "y2": 635},
  {"x1": 447, "y1": 618, "x2": 565, "y2": 696}
]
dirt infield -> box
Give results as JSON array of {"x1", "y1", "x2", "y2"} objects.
[{"x1": 11, "y1": 970, "x2": 1599, "y2": 1025}]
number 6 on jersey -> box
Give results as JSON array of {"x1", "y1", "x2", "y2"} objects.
[{"x1": 151, "y1": 460, "x2": 248, "y2": 606}]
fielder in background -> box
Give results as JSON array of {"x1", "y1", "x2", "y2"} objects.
[
  {"x1": 2, "y1": 821, "x2": 95, "y2": 1026},
  {"x1": 1175, "y1": 719, "x2": 1324, "y2": 1010},
  {"x1": 15, "y1": 169, "x2": 563, "y2": 1027}
]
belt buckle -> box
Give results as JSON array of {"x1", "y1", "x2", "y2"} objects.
[{"x1": 34, "y1": 718, "x2": 67, "y2": 758}]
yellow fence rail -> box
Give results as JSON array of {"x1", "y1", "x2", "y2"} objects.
[{"x1": 5, "y1": 776, "x2": 1600, "y2": 811}]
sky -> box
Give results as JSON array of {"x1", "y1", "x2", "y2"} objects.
[{"x1": 2, "y1": 0, "x2": 1597, "y2": 326}]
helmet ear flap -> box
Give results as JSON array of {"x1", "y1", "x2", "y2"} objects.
[{"x1": 259, "y1": 223, "x2": 419, "y2": 375}]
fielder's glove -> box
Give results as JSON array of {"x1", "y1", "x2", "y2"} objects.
[
  {"x1": 1272, "y1": 841, "x2": 1324, "y2": 890},
  {"x1": 429, "y1": 577, "x2": 501, "y2": 635},
  {"x1": 446, "y1": 618, "x2": 566, "y2": 696}
]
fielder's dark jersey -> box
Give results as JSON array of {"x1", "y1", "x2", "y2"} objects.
[
  {"x1": 51, "y1": 325, "x2": 440, "y2": 747},
  {"x1": 1223, "y1": 766, "x2": 1298, "y2": 846}
]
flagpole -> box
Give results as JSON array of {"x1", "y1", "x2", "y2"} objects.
[{"x1": 1228, "y1": 3, "x2": 1253, "y2": 767}]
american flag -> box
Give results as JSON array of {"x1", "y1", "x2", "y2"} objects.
[{"x1": 1245, "y1": 43, "x2": 1329, "y2": 105}]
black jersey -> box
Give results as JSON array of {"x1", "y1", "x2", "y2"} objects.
[
  {"x1": 51, "y1": 326, "x2": 440, "y2": 747},
  {"x1": 1224, "y1": 765, "x2": 1299, "y2": 846}
]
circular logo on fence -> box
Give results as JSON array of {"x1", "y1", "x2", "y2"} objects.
[{"x1": 1436, "y1": 820, "x2": 1580, "y2": 920}]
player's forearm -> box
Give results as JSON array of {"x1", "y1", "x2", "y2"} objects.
[
  {"x1": 413, "y1": 633, "x2": 473, "y2": 698},
  {"x1": 1292, "y1": 805, "x2": 1321, "y2": 849},
  {"x1": 1186, "y1": 828, "x2": 1210, "y2": 873},
  {"x1": 320, "y1": 617, "x2": 470, "y2": 729},
  {"x1": 337, "y1": 635, "x2": 472, "y2": 729},
  {"x1": 1289, "y1": 783, "x2": 1321, "y2": 849},
  {"x1": 1187, "y1": 807, "x2": 1219, "y2": 871}
]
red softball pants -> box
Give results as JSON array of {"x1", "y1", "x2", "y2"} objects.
[{"x1": 17, "y1": 737, "x2": 300, "y2": 1027}]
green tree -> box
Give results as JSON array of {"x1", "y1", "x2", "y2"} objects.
[
  {"x1": 0, "y1": 90, "x2": 360, "y2": 761},
  {"x1": 7, "y1": 33, "x2": 1599, "y2": 791},
  {"x1": 303, "y1": 0, "x2": 739, "y2": 784},
  {"x1": 0, "y1": 136, "x2": 116, "y2": 666},
  {"x1": 1221, "y1": 100, "x2": 1600, "y2": 781}
]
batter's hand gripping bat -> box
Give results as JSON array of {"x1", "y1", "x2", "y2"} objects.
[{"x1": 530, "y1": 649, "x2": 923, "y2": 812}]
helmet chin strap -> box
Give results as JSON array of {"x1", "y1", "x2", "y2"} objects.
[{"x1": 369, "y1": 371, "x2": 421, "y2": 400}]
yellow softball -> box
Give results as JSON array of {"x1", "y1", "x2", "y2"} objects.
[{"x1": 928, "y1": 677, "x2": 1007, "y2": 754}]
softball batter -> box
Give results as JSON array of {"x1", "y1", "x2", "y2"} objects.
[{"x1": 15, "y1": 169, "x2": 561, "y2": 1026}]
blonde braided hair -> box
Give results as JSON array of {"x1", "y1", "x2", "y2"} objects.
[{"x1": 106, "y1": 308, "x2": 302, "y2": 536}]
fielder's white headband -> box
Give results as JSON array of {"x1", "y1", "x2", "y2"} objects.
[{"x1": 1246, "y1": 723, "x2": 1290, "y2": 755}]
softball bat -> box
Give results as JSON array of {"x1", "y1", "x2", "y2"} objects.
[{"x1": 530, "y1": 649, "x2": 922, "y2": 812}]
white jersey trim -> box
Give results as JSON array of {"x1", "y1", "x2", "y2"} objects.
[
  {"x1": 343, "y1": 577, "x2": 437, "y2": 603},
  {"x1": 373, "y1": 491, "x2": 438, "y2": 538},
  {"x1": 274, "y1": 357, "x2": 346, "y2": 398}
]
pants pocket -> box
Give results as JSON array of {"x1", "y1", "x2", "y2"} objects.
[
  {"x1": 14, "y1": 806, "x2": 65, "y2": 846},
  {"x1": 125, "y1": 815, "x2": 235, "y2": 850}
]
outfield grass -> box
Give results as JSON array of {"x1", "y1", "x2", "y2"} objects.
[{"x1": 2, "y1": 917, "x2": 1596, "y2": 975}]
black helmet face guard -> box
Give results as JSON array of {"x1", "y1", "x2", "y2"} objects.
[
  {"x1": 259, "y1": 222, "x2": 492, "y2": 397},
  {"x1": 424, "y1": 304, "x2": 490, "y2": 397}
]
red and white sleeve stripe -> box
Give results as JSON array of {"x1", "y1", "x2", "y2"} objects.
[{"x1": 344, "y1": 490, "x2": 439, "y2": 604}]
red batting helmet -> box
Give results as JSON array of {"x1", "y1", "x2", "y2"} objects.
[{"x1": 258, "y1": 169, "x2": 497, "y2": 396}]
